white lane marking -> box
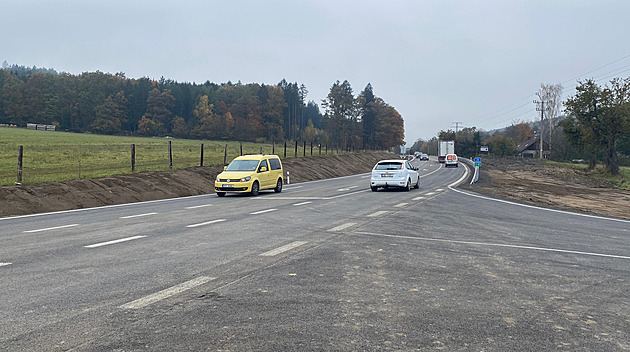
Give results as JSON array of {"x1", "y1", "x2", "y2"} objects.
[
  {"x1": 294, "y1": 201, "x2": 312, "y2": 206},
  {"x1": 361, "y1": 175, "x2": 370, "y2": 178},
  {"x1": 367, "y1": 211, "x2": 389, "y2": 217},
  {"x1": 328, "y1": 222, "x2": 357, "y2": 232},
  {"x1": 250, "y1": 208, "x2": 277, "y2": 215},
  {"x1": 425, "y1": 192, "x2": 436, "y2": 196},
  {"x1": 119, "y1": 212, "x2": 157, "y2": 219},
  {"x1": 260, "y1": 241, "x2": 308, "y2": 256},
  {"x1": 120, "y1": 276, "x2": 216, "y2": 309},
  {"x1": 337, "y1": 186, "x2": 358, "y2": 191},
  {"x1": 185, "y1": 204, "x2": 214, "y2": 209},
  {"x1": 353, "y1": 231, "x2": 630, "y2": 260},
  {"x1": 0, "y1": 263, "x2": 12, "y2": 267},
  {"x1": 448, "y1": 163, "x2": 470, "y2": 188},
  {"x1": 449, "y1": 187, "x2": 630, "y2": 224},
  {"x1": 84, "y1": 235, "x2": 147, "y2": 248},
  {"x1": 420, "y1": 167, "x2": 443, "y2": 178},
  {"x1": 394, "y1": 203, "x2": 408, "y2": 208},
  {"x1": 23, "y1": 224, "x2": 79, "y2": 233},
  {"x1": 255, "y1": 196, "x2": 323, "y2": 200},
  {"x1": 284, "y1": 185, "x2": 303, "y2": 190},
  {"x1": 413, "y1": 196, "x2": 425, "y2": 201},
  {"x1": 186, "y1": 219, "x2": 227, "y2": 228},
  {"x1": 327, "y1": 189, "x2": 370, "y2": 199},
  {"x1": 436, "y1": 188, "x2": 445, "y2": 192}
]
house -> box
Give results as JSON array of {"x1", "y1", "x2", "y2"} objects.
[{"x1": 517, "y1": 136, "x2": 550, "y2": 158}]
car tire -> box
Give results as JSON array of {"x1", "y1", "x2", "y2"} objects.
[
  {"x1": 250, "y1": 181, "x2": 259, "y2": 196},
  {"x1": 414, "y1": 179, "x2": 420, "y2": 189},
  {"x1": 371, "y1": 186, "x2": 378, "y2": 192},
  {"x1": 274, "y1": 179, "x2": 283, "y2": 193},
  {"x1": 405, "y1": 179, "x2": 411, "y2": 191},
  {"x1": 216, "y1": 192, "x2": 226, "y2": 197}
]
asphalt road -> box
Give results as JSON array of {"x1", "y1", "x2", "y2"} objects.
[{"x1": 1, "y1": 158, "x2": 629, "y2": 351}]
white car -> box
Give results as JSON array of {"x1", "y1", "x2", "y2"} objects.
[
  {"x1": 370, "y1": 159, "x2": 419, "y2": 192},
  {"x1": 445, "y1": 153, "x2": 458, "y2": 167}
]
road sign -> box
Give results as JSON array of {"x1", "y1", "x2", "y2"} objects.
[
  {"x1": 474, "y1": 162, "x2": 481, "y2": 167},
  {"x1": 474, "y1": 157, "x2": 481, "y2": 162}
]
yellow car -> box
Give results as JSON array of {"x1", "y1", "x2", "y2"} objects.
[{"x1": 214, "y1": 154, "x2": 284, "y2": 197}]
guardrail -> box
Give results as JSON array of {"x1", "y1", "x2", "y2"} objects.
[{"x1": 459, "y1": 157, "x2": 479, "y2": 184}]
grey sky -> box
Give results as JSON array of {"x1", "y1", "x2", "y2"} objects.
[{"x1": 2, "y1": 0, "x2": 630, "y2": 144}]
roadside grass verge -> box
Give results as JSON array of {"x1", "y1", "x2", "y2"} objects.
[
  {"x1": 0, "y1": 128, "x2": 330, "y2": 186},
  {"x1": 542, "y1": 159, "x2": 630, "y2": 190}
]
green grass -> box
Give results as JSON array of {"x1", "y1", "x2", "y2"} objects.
[
  {"x1": 542, "y1": 159, "x2": 630, "y2": 190},
  {"x1": 0, "y1": 128, "x2": 331, "y2": 186}
]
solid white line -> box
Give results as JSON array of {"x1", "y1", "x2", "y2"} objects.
[
  {"x1": 361, "y1": 175, "x2": 370, "y2": 178},
  {"x1": 250, "y1": 208, "x2": 277, "y2": 215},
  {"x1": 449, "y1": 187, "x2": 630, "y2": 224},
  {"x1": 293, "y1": 201, "x2": 312, "y2": 206},
  {"x1": 255, "y1": 196, "x2": 323, "y2": 200},
  {"x1": 120, "y1": 276, "x2": 216, "y2": 309},
  {"x1": 353, "y1": 231, "x2": 630, "y2": 260},
  {"x1": 436, "y1": 188, "x2": 445, "y2": 191},
  {"x1": 425, "y1": 192, "x2": 436, "y2": 196},
  {"x1": 326, "y1": 189, "x2": 370, "y2": 199},
  {"x1": 84, "y1": 235, "x2": 147, "y2": 248},
  {"x1": 0, "y1": 263, "x2": 12, "y2": 267},
  {"x1": 186, "y1": 219, "x2": 227, "y2": 228},
  {"x1": 413, "y1": 196, "x2": 425, "y2": 201},
  {"x1": 367, "y1": 211, "x2": 389, "y2": 217},
  {"x1": 394, "y1": 203, "x2": 408, "y2": 208},
  {"x1": 185, "y1": 204, "x2": 214, "y2": 209},
  {"x1": 260, "y1": 241, "x2": 308, "y2": 256},
  {"x1": 23, "y1": 224, "x2": 79, "y2": 233},
  {"x1": 120, "y1": 212, "x2": 157, "y2": 219},
  {"x1": 328, "y1": 222, "x2": 357, "y2": 232}
]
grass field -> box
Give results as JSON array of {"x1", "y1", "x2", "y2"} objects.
[
  {"x1": 0, "y1": 128, "x2": 330, "y2": 186},
  {"x1": 544, "y1": 159, "x2": 630, "y2": 190}
]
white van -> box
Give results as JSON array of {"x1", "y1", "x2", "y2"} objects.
[{"x1": 445, "y1": 154, "x2": 458, "y2": 167}]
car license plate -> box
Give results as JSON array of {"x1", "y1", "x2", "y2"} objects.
[
  {"x1": 381, "y1": 173, "x2": 393, "y2": 177},
  {"x1": 222, "y1": 184, "x2": 234, "y2": 188}
]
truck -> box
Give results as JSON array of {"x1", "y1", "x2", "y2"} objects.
[{"x1": 438, "y1": 140, "x2": 455, "y2": 163}]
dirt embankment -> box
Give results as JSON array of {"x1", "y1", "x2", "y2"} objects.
[
  {"x1": 458, "y1": 156, "x2": 630, "y2": 220},
  {"x1": 0, "y1": 152, "x2": 396, "y2": 218}
]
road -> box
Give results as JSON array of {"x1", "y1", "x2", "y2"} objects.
[{"x1": 1, "y1": 158, "x2": 629, "y2": 351}]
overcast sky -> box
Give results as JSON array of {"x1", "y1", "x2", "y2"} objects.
[{"x1": 3, "y1": 0, "x2": 630, "y2": 144}]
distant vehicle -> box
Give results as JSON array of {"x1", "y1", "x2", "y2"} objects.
[
  {"x1": 414, "y1": 151, "x2": 420, "y2": 159},
  {"x1": 445, "y1": 153, "x2": 459, "y2": 167},
  {"x1": 438, "y1": 140, "x2": 455, "y2": 163},
  {"x1": 420, "y1": 153, "x2": 429, "y2": 161},
  {"x1": 215, "y1": 154, "x2": 283, "y2": 196},
  {"x1": 370, "y1": 159, "x2": 419, "y2": 192}
]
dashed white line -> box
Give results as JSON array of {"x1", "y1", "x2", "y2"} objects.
[
  {"x1": 413, "y1": 196, "x2": 425, "y2": 201},
  {"x1": 185, "y1": 204, "x2": 214, "y2": 209},
  {"x1": 119, "y1": 276, "x2": 216, "y2": 309},
  {"x1": 0, "y1": 263, "x2": 12, "y2": 267},
  {"x1": 367, "y1": 211, "x2": 389, "y2": 217},
  {"x1": 337, "y1": 186, "x2": 359, "y2": 191},
  {"x1": 120, "y1": 212, "x2": 157, "y2": 219},
  {"x1": 250, "y1": 209, "x2": 277, "y2": 215},
  {"x1": 84, "y1": 235, "x2": 147, "y2": 248},
  {"x1": 328, "y1": 222, "x2": 357, "y2": 232},
  {"x1": 186, "y1": 219, "x2": 227, "y2": 228},
  {"x1": 425, "y1": 192, "x2": 436, "y2": 196},
  {"x1": 260, "y1": 241, "x2": 308, "y2": 256},
  {"x1": 23, "y1": 224, "x2": 79, "y2": 233},
  {"x1": 394, "y1": 203, "x2": 408, "y2": 208},
  {"x1": 436, "y1": 188, "x2": 445, "y2": 192},
  {"x1": 293, "y1": 201, "x2": 312, "y2": 206}
]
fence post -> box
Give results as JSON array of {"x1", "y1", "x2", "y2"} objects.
[
  {"x1": 131, "y1": 144, "x2": 136, "y2": 172},
  {"x1": 17, "y1": 146, "x2": 23, "y2": 183},
  {"x1": 294, "y1": 140, "x2": 298, "y2": 158},
  {"x1": 310, "y1": 142, "x2": 313, "y2": 156},
  {"x1": 319, "y1": 144, "x2": 321, "y2": 155},
  {"x1": 260, "y1": 146, "x2": 263, "y2": 154},
  {"x1": 168, "y1": 141, "x2": 173, "y2": 169},
  {"x1": 200, "y1": 143, "x2": 204, "y2": 167},
  {"x1": 240, "y1": 143, "x2": 243, "y2": 156},
  {"x1": 272, "y1": 142, "x2": 275, "y2": 155},
  {"x1": 303, "y1": 141, "x2": 306, "y2": 157},
  {"x1": 284, "y1": 141, "x2": 287, "y2": 159},
  {"x1": 326, "y1": 144, "x2": 328, "y2": 155},
  {"x1": 224, "y1": 144, "x2": 228, "y2": 165}
]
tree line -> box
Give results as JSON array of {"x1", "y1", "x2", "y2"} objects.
[{"x1": 0, "y1": 63, "x2": 404, "y2": 150}]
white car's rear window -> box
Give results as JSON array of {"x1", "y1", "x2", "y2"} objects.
[{"x1": 374, "y1": 162, "x2": 403, "y2": 170}]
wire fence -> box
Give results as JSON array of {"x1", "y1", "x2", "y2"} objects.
[{"x1": 0, "y1": 141, "x2": 349, "y2": 186}]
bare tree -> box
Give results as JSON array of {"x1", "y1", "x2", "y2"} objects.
[{"x1": 538, "y1": 83, "x2": 563, "y2": 153}]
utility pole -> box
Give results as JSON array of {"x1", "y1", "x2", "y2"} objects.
[
  {"x1": 533, "y1": 93, "x2": 550, "y2": 159},
  {"x1": 452, "y1": 121, "x2": 463, "y2": 134}
]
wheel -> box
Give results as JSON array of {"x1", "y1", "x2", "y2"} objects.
[
  {"x1": 414, "y1": 179, "x2": 420, "y2": 189},
  {"x1": 274, "y1": 179, "x2": 283, "y2": 193},
  {"x1": 216, "y1": 192, "x2": 226, "y2": 197},
  {"x1": 404, "y1": 179, "x2": 411, "y2": 191},
  {"x1": 371, "y1": 186, "x2": 378, "y2": 192},
  {"x1": 250, "y1": 181, "x2": 259, "y2": 196}
]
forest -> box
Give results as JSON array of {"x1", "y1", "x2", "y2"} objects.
[{"x1": 0, "y1": 62, "x2": 404, "y2": 150}]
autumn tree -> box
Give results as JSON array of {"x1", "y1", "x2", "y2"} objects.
[
  {"x1": 562, "y1": 78, "x2": 630, "y2": 174},
  {"x1": 91, "y1": 91, "x2": 128, "y2": 134}
]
